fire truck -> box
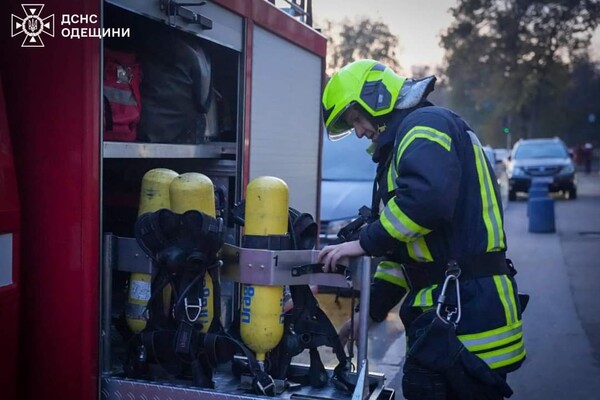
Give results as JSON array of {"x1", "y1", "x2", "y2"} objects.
[{"x1": 0, "y1": 1, "x2": 394, "y2": 399}]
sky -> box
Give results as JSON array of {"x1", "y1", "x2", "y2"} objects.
[{"x1": 311, "y1": 0, "x2": 600, "y2": 71}]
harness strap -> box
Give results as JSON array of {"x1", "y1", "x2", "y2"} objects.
[
  {"x1": 242, "y1": 234, "x2": 291, "y2": 250},
  {"x1": 402, "y1": 251, "x2": 509, "y2": 291}
]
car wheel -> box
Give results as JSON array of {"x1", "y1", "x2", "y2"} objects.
[
  {"x1": 509, "y1": 190, "x2": 517, "y2": 202},
  {"x1": 568, "y1": 187, "x2": 577, "y2": 200}
]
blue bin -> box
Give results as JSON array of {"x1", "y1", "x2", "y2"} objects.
[
  {"x1": 527, "y1": 184, "x2": 549, "y2": 216},
  {"x1": 528, "y1": 196, "x2": 556, "y2": 233}
]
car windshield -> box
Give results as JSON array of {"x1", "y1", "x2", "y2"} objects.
[
  {"x1": 514, "y1": 142, "x2": 568, "y2": 159},
  {"x1": 322, "y1": 134, "x2": 377, "y2": 181},
  {"x1": 494, "y1": 148, "x2": 509, "y2": 160}
]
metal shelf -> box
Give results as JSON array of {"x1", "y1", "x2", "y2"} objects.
[
  {"x1": 105, "y1": 0, "x2": 244, "y2": 52},
  {"x1": 103, "y1": 141, "x2": 236, "y2": 159}
]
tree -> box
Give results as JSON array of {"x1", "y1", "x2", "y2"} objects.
[
  {"x1": 322, "y1": 17, "x2": 403, "y2": 76},
  {"x1": 562, "y1": 56, "x2": 600, "y2": 146},
  {"x1": 440, "y1": 0, "x2": 600, "y2": 144}
]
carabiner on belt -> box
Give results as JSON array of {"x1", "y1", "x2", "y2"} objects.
[{"x1": 436, "y1": 260, "x2": 462, "y2": 325}]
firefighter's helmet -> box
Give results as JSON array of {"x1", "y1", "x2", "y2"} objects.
[{"x1": 322, "y1": 59, "x2": 405, "y2": 140}]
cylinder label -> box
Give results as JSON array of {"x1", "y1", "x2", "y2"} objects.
[
  {"x1": 130, "y1": 280, "x2": 151, "y2": 301},
  {"x1": 241, "y1": 285, "x2": 255, "y2": 324}
]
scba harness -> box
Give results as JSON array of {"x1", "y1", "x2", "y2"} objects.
[
  {"x1": 126, "y1": 206, "x2": 363, "y2": 396},
  {"x1": 127, "y1": 208, "x2": 274, "y2": 394},
  {"x1": 228, "y1": 203, "x2": 366, "y2": 394}
]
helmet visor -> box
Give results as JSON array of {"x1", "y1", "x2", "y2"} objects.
[{"x1": 324, "y1": 103, "x2": 354, "y2": 141}]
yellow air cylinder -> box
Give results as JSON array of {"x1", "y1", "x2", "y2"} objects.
[
  {"x1": 170, "y1": 172, "x2": 216, "y2": 333},
  {"x1": 240, "y1": 176, "x2": 288, "y2": 363},
  {"x1": 127, "y1": 168, "x2": 179, "y2": 334}
]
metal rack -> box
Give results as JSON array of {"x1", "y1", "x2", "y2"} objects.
[
  {"x1": 103, "y1": 141, "x2": 236, "y2": 159},
  {"x1": 101, "y1": 235, "x2": 388, "y2": 399}
]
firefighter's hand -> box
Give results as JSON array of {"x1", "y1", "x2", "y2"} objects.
[
  {"x1": 338, "y1": 312, "x2": 373, "y2": 353},
  {"x1": 318, "y1": 240, "x2": 365, "y2": 273}
]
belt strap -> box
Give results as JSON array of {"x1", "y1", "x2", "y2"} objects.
[{"x1": 402, "y1": 252, "x2": 509, "y2": 291}]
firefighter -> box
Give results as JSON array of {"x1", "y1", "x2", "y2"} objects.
[{"x1": 318, "y1": 60, "x2": 525, "y2": 399}]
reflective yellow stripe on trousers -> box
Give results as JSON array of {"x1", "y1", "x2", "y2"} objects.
[{"x1": 458, "y1": 274, "x2": 525, "y2": 369}]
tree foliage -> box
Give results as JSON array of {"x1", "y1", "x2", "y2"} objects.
[
  {"x1": 440, "y1": 0, "x2": 600, "y2": 145},
  {"x1": 322, "y1": 17, "x2": 402, "y2": 76}
]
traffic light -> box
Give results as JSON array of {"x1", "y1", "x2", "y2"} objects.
[{"x1": 501, "y1": 115, "x2": 510, "y2": 135}]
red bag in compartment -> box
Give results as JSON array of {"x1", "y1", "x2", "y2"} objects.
[{"x1": 103, "y1": 49, "x2": 142, "y2": 141}]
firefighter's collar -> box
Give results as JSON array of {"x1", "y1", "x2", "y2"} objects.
[{"x1": 395, "y1": 76, "x2": 436, "y2": 110}]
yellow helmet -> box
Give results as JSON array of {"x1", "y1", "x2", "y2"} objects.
[{"x1": 322, "y1": 59, "x2": 405, "y2": 140}]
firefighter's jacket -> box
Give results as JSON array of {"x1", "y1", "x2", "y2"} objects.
[{"x1": 360, "y1": 104, "x2": 526, "y2": 374}]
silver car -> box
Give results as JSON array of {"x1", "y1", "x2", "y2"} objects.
[
  {"x1": 506, "y1": 137, "x2": 577, "y2": 201},
  {"x1": 320, "y1": 134, "x2": 376, "y2": 246}
]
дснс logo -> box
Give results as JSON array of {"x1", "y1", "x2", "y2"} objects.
[{"x1": 11, "y1": 4, "x2": 55, "y2": 48}]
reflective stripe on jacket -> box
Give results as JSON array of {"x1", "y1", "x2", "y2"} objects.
[
  {"x1": 362, "y1": 105, "x2": 525, "y2": 373},
  {"x1": 360, "y1": 106, "x2": 505, "y2": 260}
]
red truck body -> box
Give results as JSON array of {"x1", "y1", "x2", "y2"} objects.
[{"x1": 0, "y1": 1, "x2": 326, "y2": 399}]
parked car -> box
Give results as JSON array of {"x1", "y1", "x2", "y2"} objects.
[
  {"x1": 320, "y1": 140, "x2": 511, "y2": 245},
  {"x1": 506, "y1": 137, "x2": 577, "y2": 201},
  {"x1": 493, "y1": 148, "x2": 510, "y2": 165},
  {"x1": 320, "y1": 134, "x2": 376, "y2": 246}
]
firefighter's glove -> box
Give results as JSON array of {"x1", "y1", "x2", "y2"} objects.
[{"x1": 403, "y1": 310, "x2": 513, "y2": 399}]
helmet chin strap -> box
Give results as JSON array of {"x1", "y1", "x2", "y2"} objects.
[{"x1": 369, "y1": 114, "x2": 389, "y2": 131}]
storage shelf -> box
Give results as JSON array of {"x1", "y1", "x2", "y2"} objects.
[
  {"x1": 103, "y1": 141, "x2": 236, "y2": 159},
  {"x1": 105, "y1": 0, "x2": 244, "y2": 52}
]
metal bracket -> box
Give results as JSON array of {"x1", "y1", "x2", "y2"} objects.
[
  {"x1": 103, "y1": 234, "x2": 154, "y2": 274},
  {"x1": 220, "y1": 243, "x2": 364, "y2": 287},
  {"x1": 159, "y1": 0, "x2": 213, "y2": 29}
]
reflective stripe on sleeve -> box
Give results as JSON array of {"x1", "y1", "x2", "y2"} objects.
[
  {"x1": 407, "y1": 237, "x2": 434, "y2": 262},
  {"x1": 396, "y1": 126, "x2": 452, "y2": 162},
  {"x1": 380, "y1": 126, "x2": 450, "y2": 242},
  {"x1": 380, "y1": 200, "x2": 431, "y2": 242},
  {"x1": 374, "y1": 261, "x2": 409, "y2": 290},
  {"x1": 387, "y1": 152, "x2": 398, "y2": 191},
  {"x1": 467, "y1": 130, "x2": 505, "y2": 252}
]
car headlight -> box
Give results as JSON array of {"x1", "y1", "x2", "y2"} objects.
[
  {"x1": 323, "y1": 218, "x2": 355, "y2": 236},
  {"x1": 560, "y1": 164, "x2": 575, "y2": 174},
  {"x1": 510, "y1": 166, "x2": 525, "y2": 177}
]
